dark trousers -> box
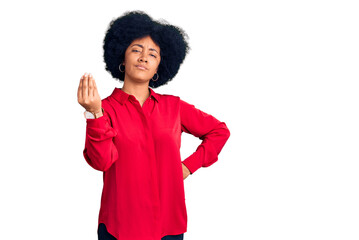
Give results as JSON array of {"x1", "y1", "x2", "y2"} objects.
[{"x1": 98, "y1": 223, "x2": 184, "y2": 240}]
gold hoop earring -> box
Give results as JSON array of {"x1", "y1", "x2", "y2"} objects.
[
  {"x1": 152, "y1": 73, "x2": 159, "y2": 81},
  {"x1": 119, "y1": 64, "x2": 125, "y2": 73}
]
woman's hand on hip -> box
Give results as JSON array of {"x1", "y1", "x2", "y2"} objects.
[
  {"x1": 77, "y1": 73, "x2": 102, "y2": 112},
  {"x1": 182, "y1": 163, "x2": 191, "y2": 180}
]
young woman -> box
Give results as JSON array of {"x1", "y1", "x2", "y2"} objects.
[{"x1": 77, "y1": 10, "x2": 230, "y2": 240}]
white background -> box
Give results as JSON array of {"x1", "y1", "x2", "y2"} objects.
[{"x1": 0, "y1": 0, "x2": 358, "y2": 239}]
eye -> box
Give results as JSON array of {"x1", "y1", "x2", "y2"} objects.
[
  {"x1": 150, "y1": 54, "x2": 157, "y2": 58},
  {"x1": 132, "y1": 49, "x2": 140, "y2": 52}
]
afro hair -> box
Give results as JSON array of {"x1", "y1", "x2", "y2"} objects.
[{"x1": 103, "y1": 10, "x2": 190, "y2": 88}]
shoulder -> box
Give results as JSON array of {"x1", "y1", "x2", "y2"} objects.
[
  {"x1": 158, "y1": 93, "x2": 196, "y2": 108},
  {"x1": 158, "y1": 92, "x2": 180, "y2": 101},
  {"x1": 155, "y1": 93, "x2": 182, "y2": 115},
  {"x1": 154, "y1": 92, "x2": 181, "y2": 105}
]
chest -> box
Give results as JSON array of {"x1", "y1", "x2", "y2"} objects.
[{"x1": 111, "y1": 100, "x2": 182, "y2": 149}]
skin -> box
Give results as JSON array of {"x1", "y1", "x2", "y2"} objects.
[
  {"x1": 77, "y1": 35, "x2": 191, "y2": 180},
  {"x1": 121, "y1": 35, "x2": 161, "y2": 106}
]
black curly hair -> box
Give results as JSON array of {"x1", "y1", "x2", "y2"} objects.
[{"x1": 103, "y1": 10, "x2": 190, "y2": 88}]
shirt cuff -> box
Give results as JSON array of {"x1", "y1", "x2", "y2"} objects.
[
  {"x1": 182, "y1": 152, "x2": 202, "y2": 175},
  {"x1": 86, "y1": 115, "x2": 108, "y2": 128}
]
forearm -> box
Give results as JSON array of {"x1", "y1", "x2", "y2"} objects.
[
  {"x1": 181, "y1": 122, "x2": 230, "y2": 174},
  {"x1": 83, "y1": 115, "x2": 118, "y2": 171}
]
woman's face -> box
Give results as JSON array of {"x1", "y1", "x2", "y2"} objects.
[{"x1": 123, "y1": 35, "x2": 161, "y2": 84}]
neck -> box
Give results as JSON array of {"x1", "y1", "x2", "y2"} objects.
[{"x1": 121, "y1": 80, "x2": 150, "y2": 102}]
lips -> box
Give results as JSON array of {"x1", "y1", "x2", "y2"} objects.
[{"x1": 135, "y1": 65, "x2": 148, "y2": 70}]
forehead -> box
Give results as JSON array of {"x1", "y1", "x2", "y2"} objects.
[{"x1": 130, "y1": 36, "x2": 160, "y2": 51}]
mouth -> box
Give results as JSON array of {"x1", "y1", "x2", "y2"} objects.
[{"x1": 135, "y1": 65, "x2": 148, "y2": 70}]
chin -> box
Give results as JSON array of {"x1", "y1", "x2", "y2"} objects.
[
  {"x1": 126, "y1": 73, "x2": 152, "y2": 83},
  {"x1": 133, "y1": 76, "x2": 152, "y2": 83}
]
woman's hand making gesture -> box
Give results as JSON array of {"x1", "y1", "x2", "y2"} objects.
[{"x1": 77, "y1": 73, "x2": 103, "y2": 117}]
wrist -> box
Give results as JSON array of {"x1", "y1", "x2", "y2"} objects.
[
  {"x1": 94, "y1": 108, "x2": 103, "y2": 117},
  {"x1": 182, "y1": 163, "x2": 192, "y2": 175},
  {"x1": 84, "y1": 107, "x2": 104, "y2": 119},
  {"x1": 86, "y1": 107, "x2": 102, "y2": 113}
]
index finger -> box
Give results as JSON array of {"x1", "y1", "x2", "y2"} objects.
[
  {"x1": 78, "y1": 75, "x2": 84, "y2": 100},
  {"x1": 82, "y1": 73, "x2": 89, "y2": 98}
]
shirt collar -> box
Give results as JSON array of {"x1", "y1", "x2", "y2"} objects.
[{"x1": 111, "y1": 87, "x2": 160, "y2": 105}]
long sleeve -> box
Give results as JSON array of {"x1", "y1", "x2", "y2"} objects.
[
  {"x1": 83, "y1": 106, "x2": 118, "y2": 172},
  {"x1": 180, "y1": 99, "x2": 230, "y2": 175}
]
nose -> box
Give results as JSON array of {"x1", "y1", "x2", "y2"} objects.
[
  {"x1": 139, "y1": 52, "x2": 148, "y2": 63},
  {"x1": 139, "y1": 57, "x2": 147, "y2": 63}
]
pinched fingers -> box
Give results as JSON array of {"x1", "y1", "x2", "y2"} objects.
[
  {"x1": 88, "y1": 73, "x2": 94, "y2": 97},
  {"x1": 92, "y1": 76, "x2": 98, "y2": 97},
  {"x1": 77, "y1": 72, "x2": 102, "y2": 111},
  {"x1": 82, "y1": 73, "x2": 89, "y2": 99},
  {"x1": 77, "y1": 74, "x2": 85, "y2": 101}
]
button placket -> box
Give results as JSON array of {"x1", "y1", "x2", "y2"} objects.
[
  {"x1": 145, "y1": 117, "x2": 161, "y2": 232},
  {"x1": 132, "y1": 99, "x2": 161, "y2": 230}
]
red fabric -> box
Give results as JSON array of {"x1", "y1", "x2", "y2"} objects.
[{"x1": 83, "y1": 87, "x2": 230, "y2": 240}]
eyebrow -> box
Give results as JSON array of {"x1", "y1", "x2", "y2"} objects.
[{"x1": 131, "y1": 44, "x2": 159, "y2": 54}]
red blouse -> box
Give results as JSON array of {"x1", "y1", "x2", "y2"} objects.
[{"x1": 83, "y1": 87, "x2": 230, "y2": 240}]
